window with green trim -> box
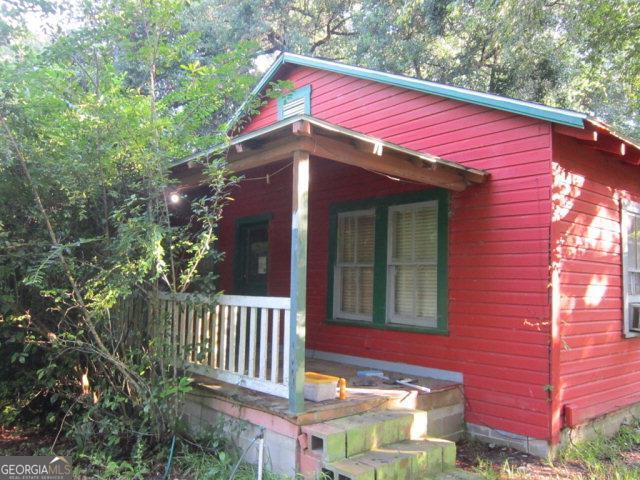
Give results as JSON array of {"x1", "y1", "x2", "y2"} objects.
[
  {"x1": 622, "y1": 199, "x2": 640, "y2": 337},
  {"x1": 387, "y1": 201, "x2": 439, "y2": 327},
  {"x1": 334, "y1": 209, "x2": 375, "y2": 321},
  {"x1": 327, "y1": 189, "x2": 449, "y2": 334}
]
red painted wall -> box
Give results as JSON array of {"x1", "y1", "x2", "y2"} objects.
[
  {"x1": 217, "y1": 162, "x2": 293, "y2": 296},
  {"x1": 551, "y1": 133, "x2": 640, "y2": 433},
  {"x1": 219, "y1": 65, "x2": 555, "y2": 441}
]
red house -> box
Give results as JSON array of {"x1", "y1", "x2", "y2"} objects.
[{"x1": 170, "y1": 53, "x2": 640, "y2": 478}]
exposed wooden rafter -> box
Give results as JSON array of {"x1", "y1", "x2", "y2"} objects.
[
  {"x1": 227, "y1": 136, "x2": 303, "y2": 171},
  {"x1": 555, "y1": 124, "x2": 598, "y2": 142},
  {"x1": 582, "y1": 133, "x2": 640, "y2": 165},
  {"x1": 225, "y1": 138, "x2": 475, "y2": 191},
  {"x1": 581, "y1": 135, "x2": 626, "y2": 157},
  {"x1": 174, "y1": 115, "x2": 490, "y2": 191},
  {"x1": 556, "y1": 123, "x2": 640, "y2": 165}
]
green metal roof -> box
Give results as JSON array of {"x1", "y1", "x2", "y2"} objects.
[{"x1": 230, "y1": 52, "x2": 589, "y2": 130}]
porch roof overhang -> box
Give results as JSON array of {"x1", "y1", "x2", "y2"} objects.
[{"x1": 178, "y1": 115, "x2": 489, "y2": 192}]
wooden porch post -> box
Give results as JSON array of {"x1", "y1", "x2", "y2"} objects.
[{"x1": 288, "y1": 150, "x2": 309, "y2": 414}]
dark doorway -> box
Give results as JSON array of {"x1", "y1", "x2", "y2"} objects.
[{"x1": 235, "y1": 217, "x2": 270, "y2": 295}]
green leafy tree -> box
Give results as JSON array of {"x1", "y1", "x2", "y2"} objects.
[
  {"x1": 0, "y1": 0, "x2": 262, "y2": 474},
  {"x1": 182, "y1": 0, "x2": 639, "y2": 138}
]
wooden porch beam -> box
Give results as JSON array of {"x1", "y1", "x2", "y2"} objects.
[
  {"x1": 306, "y1": 134, "x2": 481, "y2": 191},
  {"x1": 182, "y1": 131, "x2": 487, "y2": 190},
  {"x1": 227, "y1": 137, "x2": 306, "y2": 173},
  {"x1": 292, "y1": 119, "x2": 312, "y2": 136},
  {"x1": 288, "y1": 150, "x2": 309, "y2": 414}
]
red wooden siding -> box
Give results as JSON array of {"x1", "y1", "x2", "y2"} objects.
[
  {"x1": 217, "y1": 164, "x2": 293, "y2": 297},
  {"x1": 222, "y1": 65, "x2": 555, "y2": 441},
  {"x1": 551, "y1": 133, "x2": 640, "y2": 432}
]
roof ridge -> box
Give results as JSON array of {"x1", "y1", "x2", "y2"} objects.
[
  {"x1": 283, "y1": 52, "x2": 588, "y2": 120},
  {"x1": 229, "y1": 51, "x2": 587, "y2": 131}
]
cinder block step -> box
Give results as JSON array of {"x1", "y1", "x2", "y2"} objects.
[
  {"x1": 387, "y1": 387, "x2": 465, "y2": 442},
  {"x1": 302, "y1": 422, "x2": 348, "y2": 462},
  {"x1": 322, "y1": 457, "x2": 375, "y2": 480},
  {"x1": 323, "y1": 438, "x2": 456, "y2": 480},
  {"x1": 303, "y1": 410, "x2": 429, "y2": 460},
  {"x1": 326, "y1": 410, "x2": 424, "y2": 456}
]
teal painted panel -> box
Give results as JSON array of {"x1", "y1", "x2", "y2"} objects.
[{"x1": 277, "y1": 85, "x2": 311, "y2": 120}]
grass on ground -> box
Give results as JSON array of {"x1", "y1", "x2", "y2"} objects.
[
  {"x1": 465, "y1": 419, "x2": 640, "y2": 480},
  {"x1": 172, "y1": 442, "x2": 287, "y2": 480}
]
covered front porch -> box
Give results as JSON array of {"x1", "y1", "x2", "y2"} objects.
[
  {"x1": 157, "y1": 291, "x2": 462, "y2": 410},
  {"x1": 171, "y1": 114, "x2": 487, "y2": 414},
  {"x1": 180, "y1": 348, "x2": 464, "y2": 477}
]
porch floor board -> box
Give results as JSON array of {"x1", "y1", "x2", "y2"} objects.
[{"x1": 189, "y1": 357, "x2": 461, "y2": 426}]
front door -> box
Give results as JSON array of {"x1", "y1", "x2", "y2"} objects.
[{"x1": 236, "y1": 220, "x2": 269, "y2": 295}]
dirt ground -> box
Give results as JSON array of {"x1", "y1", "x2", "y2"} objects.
[
  {"x1": 0, "y1": 426, "x2": 61, "y2": 455},
  {"x1": 457, "y1": 440, "x2": 587, "y2": 479},
  {"x1": 456, "y1": 438, "x2": 640, "y2": 479}
]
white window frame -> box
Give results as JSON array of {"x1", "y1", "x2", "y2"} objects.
[
  {"x1": 622, "y1": 199, "x2": 640, "y2": 338},
  {"x1": 333, "y1": 209, "x2": 375, "y2": 322},
  {"x1": 386, "y1": 200, "x2": 438, "y2": 328}
]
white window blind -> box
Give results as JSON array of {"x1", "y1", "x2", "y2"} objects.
[
  {"x1": 622, "y1": 200, "x2": 640, "y2": 336},
  {"x1": 334, "y1": 210, "x2": 375, "y2": 321},
  {"x1": 282, "y1": 97, "x2": 306, "y2": 118},
  {"x1": 387, "y1": 201, "x2": 438, "y2": 327}
]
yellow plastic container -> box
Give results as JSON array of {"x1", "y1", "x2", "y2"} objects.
[{"x1": 304, "y1": 372, "x2": 339, "y2": 401}]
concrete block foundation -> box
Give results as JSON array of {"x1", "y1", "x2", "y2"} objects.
[
  {"x1": 183, "y1": 391, "x2": 300, "y2": 476},
  {"x1": 181, "y1": 364, "x2": 465, "y2": 478},
  {"x1": 466, "y1": 423, "x2": 548, "y2": 457},
  {"x1": 467, "y1": 399, "x2": 640, "y2": 459},
  {"x1": 559, "y1": 401, "x2": 640, "y2": 454}
]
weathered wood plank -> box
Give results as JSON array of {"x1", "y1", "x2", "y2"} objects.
[
  {"x1": 195, "y1": 305, "x2": 203, "y2": 363},
  {"x1": 179, "y1": 302, "x2": 187, "y2": 361},
  {"x1": 259, "y1": 307, "x2": 268, "y2": 380},
  {"x1": 248, "y1": 307, "x2": 257, "y2": 377},
  {"x1": 186, "y1": 304, "x2": 194, "y2": 362},
  {"x1": 203, "y1": 305, "x2": 211, "y2": 366},
  {"x1": 238, "y1": 307, "x2": 247, "y2": 375},
  {"x1": 220, "y1": 305, "x2": 228, "y2": 370},
  {"x1": 283, "y1": 309, "x2": 291, "y2": 386},
  {"x1": 289, "y1": 150, "x2": 309, "y2": 413},
  {"x1": 228, "y1": 306, "x2": 237, "y2": 372},
  {"x1": 218, "y1": 294, "x2": 290, "y2": 309},
  {"x1": 270, "y1": 309, "x2": 281, "y2": 383},
  {"x1": 211, "y1": 305, "x2": 220, "y2": 369},
  {"x1": 157, "y1": 292, "x2": 292, "y2": 398}
]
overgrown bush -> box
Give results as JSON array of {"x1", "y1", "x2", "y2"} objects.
[{"x1": 0, "y1": 1, "x2": 277, "y2": 476}]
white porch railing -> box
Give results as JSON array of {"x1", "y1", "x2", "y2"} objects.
[{"x1": 157, "y1": 292, "x2": 291, "y2": 398}]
